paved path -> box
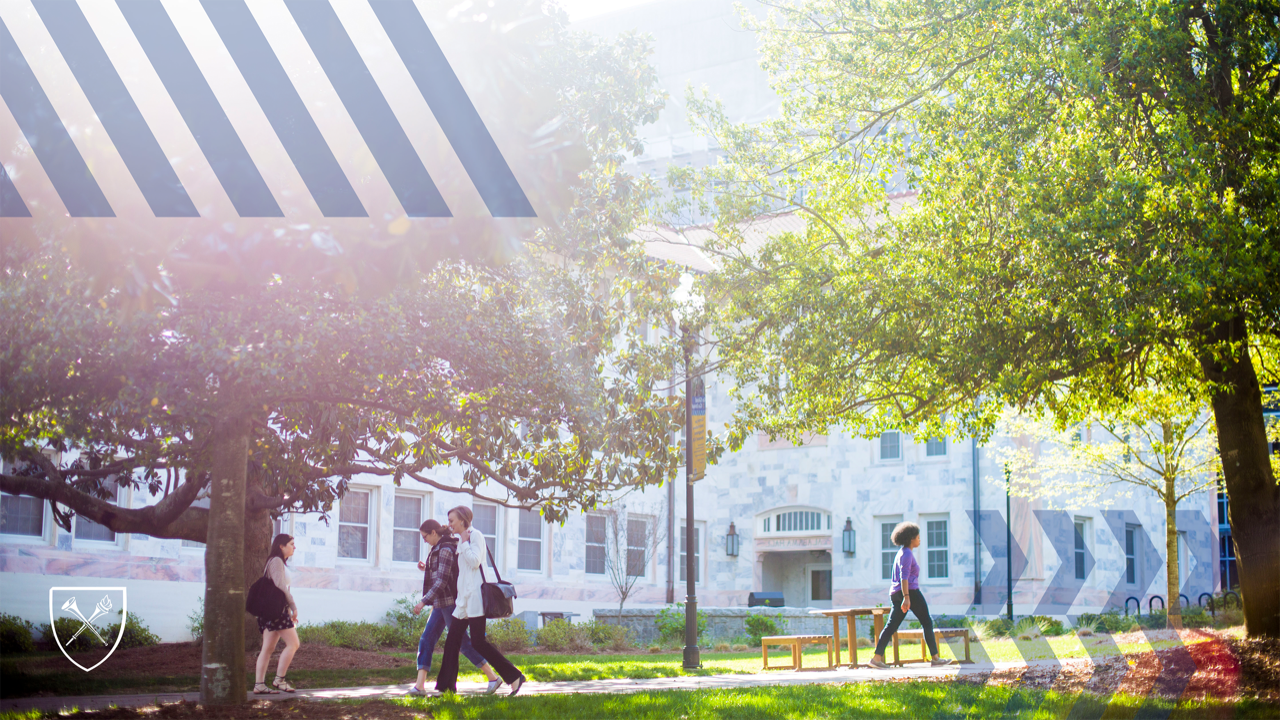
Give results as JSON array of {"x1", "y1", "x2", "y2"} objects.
[{"x1": 0, "y1": 661, "x2": 1053, "y2": 714}]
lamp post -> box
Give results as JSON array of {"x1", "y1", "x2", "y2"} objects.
[
  {"x1": 682, "y1": 325, "x2": 703, "y2": 669},
  {"x1": 1005, "y1": 463, "x2": 1013, "y2": 622},
  {"x1": 726, "y1": 522, "x2": 740, "y2": 557},
  {"x1": 842, "y1": 518, "x2": 856, "y2": 556}
]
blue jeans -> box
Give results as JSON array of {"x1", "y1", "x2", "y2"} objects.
[{"x1": 417, "y1": 605, "x2": 485, "y2": 673}]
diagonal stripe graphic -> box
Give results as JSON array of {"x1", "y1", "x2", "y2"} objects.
[
  {"x1": 0, "y1": 16, "x2": 113, "y2": 217},
  {"x1": 117, "y1": 0, "x2": 282, "y2": 217},
  {"x1": 0, "y1": 161, "x2": 30, "y2": 216},
  {"x1": 1175, "y1": 510, "x2": 1214, "y2": 599},
  {"x1": 34, "y1": 0, "x2": 197, "y2": 217},
  {"x1": 286, "y1": 0, "x2": 448, "y2": 218},
  {"x1": 201, "y1": 0, "x2": 365, "y2": 217},
  {"x1": 1035, "y1": 509, "x2": 1093, "y2": 616},
  {"x1": 370, "y1": 0, "x2": 535, "y2": 218}
]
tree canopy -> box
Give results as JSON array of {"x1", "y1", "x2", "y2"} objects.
[{"x1": 678, "y1": 0, "x2": 1280, "y2": 636}]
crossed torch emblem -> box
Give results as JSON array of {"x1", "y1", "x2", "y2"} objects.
[{"x1": 60, "y1": 595, "x2": 112, "y2": 645}]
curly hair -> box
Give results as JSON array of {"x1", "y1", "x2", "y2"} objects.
[{"x1": 890, "y1": 521, "x2": 920, "y2": 547}]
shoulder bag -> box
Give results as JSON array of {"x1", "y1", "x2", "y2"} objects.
[
  {"x1": 245, "y1": 561, "x2": 289, "y2": 620},
  {"x1": 479, "y1": 545, "x2": 517, "y2": 619}
]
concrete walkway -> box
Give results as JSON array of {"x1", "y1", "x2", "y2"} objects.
[{"x1": 0, "y1": 661, "x2": 1049, "y2": 714}]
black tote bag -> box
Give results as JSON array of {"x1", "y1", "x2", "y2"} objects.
[
  {"x1": 245, "y1": 564, "x2": 288, "y2": 620},
  {"x1": 479, "y1": 545, "x2": 517, "y2": 619}
]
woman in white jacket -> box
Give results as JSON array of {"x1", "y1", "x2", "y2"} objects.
[{"x1": 434, "y1": 505, "x2": 526, "y2": 696}]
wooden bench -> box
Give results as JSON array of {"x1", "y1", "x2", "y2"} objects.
[
  {"x1": 761, "y1": 634, "x2": 834, "y2": 671},
  {"x1": 891, "y1": 628, "x2": 971, "y2": 665}
]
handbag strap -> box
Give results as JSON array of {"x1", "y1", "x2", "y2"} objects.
[{"x1": 480, "y1": 542, "x2": 505, "y2": 585}]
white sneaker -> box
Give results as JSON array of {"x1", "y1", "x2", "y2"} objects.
[
  {"x1": 868, "y1": 659, "x2": 891, "y2": 669},
  {"x1": 930, "y1": 658, "x2": 955, "y2": 667},
  {"x1": 484, "y1": 679, "x2": 502, "y2": 694}
]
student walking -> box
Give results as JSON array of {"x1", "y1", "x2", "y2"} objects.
[
  {"x1": 869, "y1": 522, "x2": 954, "y2": 669},
  {"x1": 254, "y1": 534, "x2": 302, "y2": 694},
  {"x1": 434, "y1": 506, "x2": 527, "y2": 696},
  {"x1": 408, "y1": 519, "x2": 501, "y2": 695}
]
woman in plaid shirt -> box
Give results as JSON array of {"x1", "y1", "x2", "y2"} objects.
[{"x1": 407, "y1": 519, "x2": 500, "y2": 695}]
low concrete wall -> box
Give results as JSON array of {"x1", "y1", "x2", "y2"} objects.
[{"x1": 592, "y1": 607, "x2": 879, "y2": 645}]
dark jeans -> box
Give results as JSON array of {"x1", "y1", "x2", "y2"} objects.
[
  {"x1": 417, "y1": 605, "x2": 485, "y2": 672},
  {"x1": 436, "y1": 616, "x2": 524, "y2": 692},
  {"x1": 874, "y1": 589, "x2": 939, "y2": 657}
]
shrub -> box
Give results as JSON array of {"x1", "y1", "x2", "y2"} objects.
[
  {"x1": 975, "y1": 618, "x2": 1011, "y2": 639},
  {"x1": 730, "y1": 643, "x2": 748, "y2": 652},
  {"x1": 655, "y1": 604, "x2": 706, "y2": 644},
  {"x1": 536, "y1": 619, "x2": 592, "y2": 652},
  {"x1": 584, "y1": 619, "x2": 634, "y2": 651},
  {"x1": 1029, "y1": 616, "x2": 1066, "y2": 636},
  {"x1": 744, "y1": 614, "x2": 784, "y2": 647},
  {"x1": 41, "y1": 617, "x2": 97, "y2": 653},
  {"x1": 486, "y1": 618, "x2": 532, "y2": 653},
  {"x1": 933, "y1": 615, "x2": 969, "y2": 629},
  {"x1": 0, "y1": 613, "x2": 36, "y2": 654},
  {"x1": 108, "y1": 611, "x2": 160, "y2": 650},
  {"x1": 713, "y1": 641, "x2": 731, "y2": 652},
  {"x1": 1078, "y1": 610, "x2": 1132, "y2": 635},
  {"x1": 187, "y1": 596, "x2": 204, "y2": 642},
  {"x1": 1012, "y1": 616, "x2": 1042, "y2": 641},
  {"x1": 297, "y1": 620, "x2": 383, "y2": 651}
]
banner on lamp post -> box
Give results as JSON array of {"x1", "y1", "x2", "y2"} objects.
[{"x1": 690, "y1": 377, "x2": 705, "y2": 482}]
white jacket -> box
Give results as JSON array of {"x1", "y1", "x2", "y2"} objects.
[{"x1": 452, "y1": 527, "x2": 487, "y2": 620}]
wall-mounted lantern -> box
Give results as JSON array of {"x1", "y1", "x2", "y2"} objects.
[
  {"x1": 725, "y1": 522, "x2": 740, "y2": 557},
  {"x1": 842, "y1": 517, "x2": 856, "y2": 556}
]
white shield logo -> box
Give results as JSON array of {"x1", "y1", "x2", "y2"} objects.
[{"x1": 48, "y1": 587, "x2": 128, "y2": 672}]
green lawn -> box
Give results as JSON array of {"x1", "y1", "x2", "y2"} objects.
[
  {"x1": 4, "y1": 681, "x2": 1276, "y2": 720},
  {"x1": 0, "y1": 633, "x2": 1223, "y2": 699},
  {"x1": 393, "y1": 682, "x2": 1280, "y2": 720}
]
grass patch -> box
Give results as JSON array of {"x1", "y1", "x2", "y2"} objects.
[{"x1": 390, "y1": 682, "x2": 1280, "y2": 720}]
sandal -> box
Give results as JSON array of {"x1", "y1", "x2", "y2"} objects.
[
  {"x1": 273, "y1": 676, "x2": 296, "y2": 693},
  {"x1": 253, "y1": 683, "x2": 279, "y2": 695}
]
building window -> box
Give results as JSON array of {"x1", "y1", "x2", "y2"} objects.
[
  {"x1": 678, "y1": 524, "x2": 702, "y2": 583},
  {"x1": 585, "y1": 514, "x2": 606, "y2": 575},
  {"x1": 182, "y1": 494, "x2": 213, "y2": 548},
  {"x1": 762, "y1": 516, "x2": 771, "y2": 533},
  {"x1": 926, "y1": 519, "x2": 949, "y2": 579},
  {"x1": 1125, "y1": 525, "x2": 1138, "y2": 584},
  {"x1": 880, "y1": 432, "x2": 900, "y2": 460},
  {"x1": 338, "y1": 489, "x2": 372, "y2": 560},
  {"x1": 75, "y1": 484, "x2": 120, "y2": 543},
  {"x1": 771, "y1": 510, "x2": 830, "y2": 533},
  {"x1": 517, "y1": 509, "x2": 542, "y2": 571},
  {"x1": 1, "y1": 492, "x2": 44, "y2": 537},
  {"x1": 925, "y1": 438, "x2": 947, "y2": 456},
  {"x1": 393, "y1": 494, "x2": 427, "y2": 564},
  {"x1": 626, "y1": 517, "x2": 647, "y2": 577},
  {"x1": 1074, "y1": 519, "x2": 1088, "y2": 580},
  {"x1": 881, "y1": 521, "x2": 897, "y2": 580},
  {"x1": 473, "y1": 503, "x2": 499, "y2": 561}
]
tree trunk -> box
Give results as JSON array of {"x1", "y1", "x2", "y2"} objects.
[
  {"x1": 1165, "y1": 479, "x2": 1182, "y2": 630},
  {"x1": 242, "y1": 473, "x2": 272, "y2": 654},
  {"x1": 1199, "y1": 315, "x2": 1280, "y2": 639},
  {"x1": 200, "y1": 415, "x2": 250, "y2": 705}
]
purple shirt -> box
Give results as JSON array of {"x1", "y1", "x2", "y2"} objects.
[{"x1": 890, "y1": 546, "x2": 920, "y2": 594}]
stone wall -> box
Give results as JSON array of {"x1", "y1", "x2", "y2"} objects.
[{"x1": 593, "y1": 606, "x2": 878, "y2": 645}]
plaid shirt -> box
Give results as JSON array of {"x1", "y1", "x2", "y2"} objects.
[{"x1": 421, "y1": 536, "x2": 459, "y2": 609}]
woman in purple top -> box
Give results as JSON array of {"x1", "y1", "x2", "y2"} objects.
[{"x1": 869, "y1": 522, "x2": 953, "y2": 668}]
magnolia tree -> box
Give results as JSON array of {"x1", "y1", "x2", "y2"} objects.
[
  {"x1": 675, "y1": 0, "x2": 1280, "y2": 636},
  {"x1": 996, "y1": 384, "x2": 1221, "y2": 628},
  {"x1": 0, "y1": 5, "x2": 681, "y2": 704}
]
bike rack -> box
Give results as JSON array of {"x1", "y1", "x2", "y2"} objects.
[
  {"x1": 1149, "y1": 595, "x2": 1166, "y2": 614},
  {"x1": 1223, "y1": 590, "x2": 1241, "y2": 608},
  {"x1": 1125, "y1": 597, "x2": 1141, "y2": 616},
  {"x1": 1199, "y1": 592, "x2": 1215, "y2": 617},
  {"x1": 1180, "y1": 594, "x2": 1190, "y2": 608}
]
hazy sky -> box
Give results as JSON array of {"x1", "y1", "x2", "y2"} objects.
[{"x1": 556, "y1": 0, "x2": 657, "y2": 21}]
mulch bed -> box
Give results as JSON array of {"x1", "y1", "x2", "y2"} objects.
[
  {"x1": 23, "y1": 642, "x2": 411, "y2": 678},
  {"x1": 53, "y1": 700, "x2": 426, "y2": 719}
]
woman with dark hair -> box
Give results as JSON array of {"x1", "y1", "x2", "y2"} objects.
[
  {"x1": 407, "y1": 518, "x2": 500, "y2": 695},
  {"x1": 869, "y1": 522, "x2": 953, "y2": 669},
  {"x1": 253, "y1": 533, "x2": 301, "y2": 694},
  {"x1": 434, "y1": 505, "x2": 527, "y2": 696}
]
